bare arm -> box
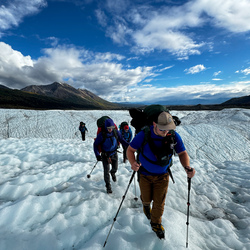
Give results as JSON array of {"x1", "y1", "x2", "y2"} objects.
[
  {"x1": 126, "y1": 145, "x2": 141, "y2": 171},
  {"x1": 178, "y1": 150, "x2": 195, "y2": 178}
]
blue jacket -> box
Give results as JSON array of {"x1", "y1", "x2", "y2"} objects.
[
  {"x1": 79, "y1": 125, "x2": 88, "y2": 132},
  {"x1": 129, "y1": 126, "x2": 186, "y2": 175},
  {"x1": 120, "y1": 127, "x2": 133, "y2": 143},
  {"x1": 94, "y1": 119, "x2": 129, "y2": 157}
]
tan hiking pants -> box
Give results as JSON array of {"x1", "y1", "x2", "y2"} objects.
[{"x1": 139, "y1": 173, "x2": 170, "y2": 224}]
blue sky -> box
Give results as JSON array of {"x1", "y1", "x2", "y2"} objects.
[{"x1": 0, "y1": 0, "x2": 250, "y2": 104}]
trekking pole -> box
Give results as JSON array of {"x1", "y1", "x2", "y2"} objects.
[
  {"x1": 134, "y1": 177, "x2": 138, "y2": 201},
  {"x1": 87, "y1": 161, "x2": 98, "y2": 178},
  {"x1": 186, "y1": 177, "x2": 191, "y2": 248},
  {"x1": 103, "y1": 171, "x2": 136, "y2": 248}
]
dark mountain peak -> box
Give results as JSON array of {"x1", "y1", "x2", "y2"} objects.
[
  {"x1": 50, "y1": 82, "x2": 74, "y2": 90},
  {"x1": 0, "y1": 84, "x2": 11, "y2": 90},
  {"x1": 21, "y1": 82, "x2": 78, "y2": 98},
  {"x1": 20, "y1": 82, "x2": 121, "y2": 109},
  {"x1": 50, "y1": 81, "x2": 63, "y2": 90},
  {"x1": 222, "y1": 95, "x2": 250, "y2": 105}
]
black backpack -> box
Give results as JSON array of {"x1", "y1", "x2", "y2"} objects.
[
  {"x1": 129, "y1": 104, "x2": 181, "y2": 135},
  {"x1": 129, "y1": 104, "x2": 179, "y2": 183},
  {"x1": 120, "y1": 121, "x2": 129, "y2": 130},
  {"x1": 95, "y1": 116, "x2": 119, "y2": 153}
]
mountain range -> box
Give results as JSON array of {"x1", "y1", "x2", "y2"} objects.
[
  {"x1": 0, "y1": 82, "x2": 122, "y2": 110},
  {"x1": 0, "y1": 82, "x2": 249, "y2": 110}
]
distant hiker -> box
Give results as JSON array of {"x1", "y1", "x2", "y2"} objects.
[
  {"x1": 119, "y1": 122, "x2": 133, "y2": 163},
  {"x1": 93, "y1": 118, "x2": 129, "y2": 194},
  {"x1": 79, "y1": 122, "x2": 88, "y2": 141},
  {"x1": 127, "y1": 107, "x2": 195, "y2": 239}
]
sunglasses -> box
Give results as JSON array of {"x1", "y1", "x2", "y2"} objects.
[{"x1": 157, "y1": 125, "x2": 168, "y2": 132}]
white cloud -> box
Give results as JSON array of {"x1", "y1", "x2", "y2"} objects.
[
  {"x1": 236, "y1": 67, "x2": 250, "y2": 75},
  {"x1": 184, "y1": 64, "x2": 206, "y2": 74},
  {"x1": 0, "y1": 42, "x2": 35, "y2": 88},
  {"x1": 2, "y1": 42, "x2": 248, "y2": 104},
  {"x1": 212, "y1": 78, "x2": 223, "y2": 81},
  {"x1": 213, "y1": 71, "x2": 221, "y2": 76},
  {"x1": 198, "y1": 0, "x2": 250, "y2": 33},
  {"x1": 95, "y1": 9, "x2": 108, "y2": 27},
  {"x1": 100, "y1": 0, "x2": 250, "y2": 59},
  {"x1": 97, "y1": 2, "x2": 207, "y2": 58},
  {"x1": 94, "y1": 52, "x2": 125, "y2": 62},
  {"x1": 0, "y1": 42, "x2": 154, "y2": 95},
  {"x1": 156, "y1": 65, "x2": 174, "y2": 72},
  {"x1": 113, "y1": 81, "x2": 250, "y2": 103},
  {"x1": 133, "y1": 29, "x2": 203, "y2": 59},
  {"x1": 0, "y1": 42, "x2": 33, "y2": 67},
  {"x1": 0, "y1": 0, "x2": 47, "y2": 35}
]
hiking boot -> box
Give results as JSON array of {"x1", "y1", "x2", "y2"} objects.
[
  {"x1": 106, "y1": 184, "x2": 112, "y2": 194},
  {"x1": 110, "y1": 172, "x2": 117, "y2": 182},
  {"x1": 143, "y1": 205, "x2": 151, "y2": 220},
  {"x1": 151, "y1": 223, "x2": 165, "y2": 239}
]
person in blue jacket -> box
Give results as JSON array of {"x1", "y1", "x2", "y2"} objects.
[
  {"x1": 94, "y1": 118, "x2": 129, "y2": 194},
  {"x1": 127, "y1": 111, "x2": 195, "y2": 239},
  {"x1": 119, "y1": 124, "x2": 133, "y2": 163},
  {"x1": 79, "y1": 122, "x2": 88, "y2": 141}
]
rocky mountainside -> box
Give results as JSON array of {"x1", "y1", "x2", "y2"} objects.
[
  {"x1": 0, "y1": 84, "x2": 10, "y2": 90},
  {"x1": 0, "y1": 82, "x2": 122, "y2": 110},
  {"x1": 21, "y1": 82, "x2": 121, "y2": 109},
  {"x1": 221, "y1": 95, "x2": 250, "y2": 105},
  {"x1": 0, "y1": 81, "x2": 249, "y2": 110}
]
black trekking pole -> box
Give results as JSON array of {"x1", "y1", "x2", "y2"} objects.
[
  {"x1": 186, "y1": 177, "x2": 191, "y2": 248},
  {"x1": 103, "y1": 171, "x2": 136, "y2": 248},
  {"x1": 87, "y1": 161, "x2": 98, "y2": 178}
]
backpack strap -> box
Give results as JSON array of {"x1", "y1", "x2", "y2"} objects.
[
  {"x1": 138, "y1": 127, "x2": 176, "y2": 183},
  {"x1": 100, "y1": 128, "x2": 119, "y2": 155}
]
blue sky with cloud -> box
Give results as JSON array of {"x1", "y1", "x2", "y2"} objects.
[{"x1": 0, "y1": 0, "x2": 250, "y2": 104}]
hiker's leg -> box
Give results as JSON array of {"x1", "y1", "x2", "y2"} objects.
[
  {"x1": 122, "y1": 145, "x2": 127, "y2": 162},
  {"x1": 123, "y1": 148, "x2": 126, "y2": 162},
  {"x1": 124, "y1": 145, "x2": 128, "y2": 162},
  {"x1": 151, "y1": 173, "x2": 169, "y2": 224},
  {"x1": 139, "y1": 174, "x2": 153, "y2": 206},
  {"x1": 110, "y1": 152, "x2": 118, "y2": 174},
  {"x1": 82, "y1": 131, "x2": 85, "y2": 141},
  {"x1": 102, "y1": 155, "x2": 110, "y2": 185}
]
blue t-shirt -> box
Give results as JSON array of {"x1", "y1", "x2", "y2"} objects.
[{"x1": 130, "y1": 126, "x2": 186, "y2": 175}]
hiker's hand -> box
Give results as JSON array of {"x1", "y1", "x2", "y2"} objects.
[
  {"x1": 97, "y1": 155, "x2": 102, "y2": 161},
  {"x1": 131, "y1": 161, "x2": 141, "y2": 172},
  {"x1": 185, "y1": 166, "x2": 195, "y2": 178}
]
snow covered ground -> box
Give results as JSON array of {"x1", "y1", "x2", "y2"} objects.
[{"x1": 0, "y1": 108, "x2": 249, "y2": 250}]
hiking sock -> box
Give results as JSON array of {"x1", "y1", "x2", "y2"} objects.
[
  {"x1": 150, "y1": 222, "x2": 165, "y2": 239},
  {"x1": 143, "y1": 205, "x2": 151, "y2": 220}
]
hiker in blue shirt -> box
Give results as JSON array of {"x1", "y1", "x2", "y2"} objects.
[
  {"x1": 127, "y1": 111, "x2": 195, "y2": 239},
  {"x1": 79, "y1": 122, "x2": 88, "y2": 141},
  {"x1": 94, "y1": 118, "x2": 129, "y2": 194},
  {"x1": 119, "y1": 123, "x2": 133, "y2": 163}
]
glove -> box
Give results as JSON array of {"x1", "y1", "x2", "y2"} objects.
[{"x1": 97, "y1": 155, "x2": 102, "y2": 161}]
